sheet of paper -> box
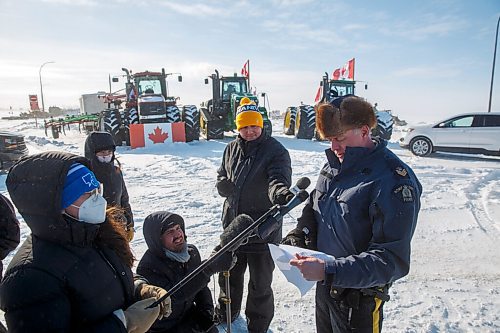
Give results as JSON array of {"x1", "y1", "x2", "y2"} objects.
[{"x1": 268, "y1": 244, "x2": 335, "y2": 297}]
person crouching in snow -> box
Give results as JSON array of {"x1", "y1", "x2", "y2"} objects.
[
  {"x1": 85, "y1": 131, "x2": 134, "y2": 241},
  {"x1": 0, "y1": 151, "x2": 171, "y2": 333},
  {"x1": 137, "y1": 211, "x2": 237, "y2": 333}
]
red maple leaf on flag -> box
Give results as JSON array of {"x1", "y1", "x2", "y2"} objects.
[{"x1": 148, "y1": 126, "x2": 169, "y2": 144}]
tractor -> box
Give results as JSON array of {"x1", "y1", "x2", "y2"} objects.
[
  {"x1": 200, "y1": 70, "x2": 272, "y2": 140},
  {"x1": 283, "y1": 72, "x2": 394, "y2": 140},
  {"x1": 99, "y1": 67, "x2": 200, "y2": 145}
]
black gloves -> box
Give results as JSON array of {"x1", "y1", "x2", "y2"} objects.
[
  {"x1": 216, "y1": 178, "x2": 235, "y2": 197},
  {"x1": 274, "y1": 187, "x2": 294, "y2": 205},
  {"x1": 281, "y1": 204, "x2": 317, "y2": 250},
  {"x1": 204, "y1": 245, "x2": 237, "y2": 276},
  {"x1": 281, "y1": 228, "x2": 307, "y2": 248}
]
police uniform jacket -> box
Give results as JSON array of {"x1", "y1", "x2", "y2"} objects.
[
  {"x1": 311, "y1": 139, "x2": 422, "y2": 289},
  {"x1": 0, "y1": 152, "x2": 135, "y2": 333}
]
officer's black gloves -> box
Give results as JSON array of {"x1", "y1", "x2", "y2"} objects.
[
  {"x1": 216, "y1": 178, "x2": 235, "y2": 197},
  {"x1": 273, "y1": 187, "x2": 294, "y2": 205},
  {"x1": 281, "y1": 227, "x2": 307, "y2": 248},
  {"x1": 204, "y1": 245, "x2": 237, "y2": 276}
]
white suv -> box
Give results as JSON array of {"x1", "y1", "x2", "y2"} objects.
[{"x1": 399, "y1": 112, "x2": 500, "y2": 157}]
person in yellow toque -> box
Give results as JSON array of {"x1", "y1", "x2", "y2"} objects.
[{"x1": 214, "y1": 97, "x2": 293, "y2": 332}]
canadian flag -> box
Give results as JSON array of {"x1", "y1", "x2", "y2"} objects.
[
  {"x1": 129, "y1": 122, "x2": 186, "y2": 148},
  {"x1": 331, "y1": 58, "x2": 355, "y2": 80},
  {"x1": 314, "y1": 86, "x2": 322, "y2": 103},
  {"x1": 340, "y1": 58, "x2": 355, "y2": 80},
  {"x1": 241, "y1": 60, "x2": 249, "y2": 78}
]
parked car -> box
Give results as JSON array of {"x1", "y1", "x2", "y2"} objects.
[
  {"x1": 0, "y1": 131, "x2": 29, "y2": 169},
  {"x1": 399, "y1": 112, "x2": 500, "y2": 157}
]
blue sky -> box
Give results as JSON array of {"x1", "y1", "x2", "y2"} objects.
[{"x1": 0, "y1": 0, "x2": 499, "y2": 123}]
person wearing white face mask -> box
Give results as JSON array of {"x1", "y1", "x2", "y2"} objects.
[
  {"x1": 0, "y1": 151, "x2": 172, "y2": 333},
  {"x1": 85, "y1": 131, "x2": 134, "y2": 241}
]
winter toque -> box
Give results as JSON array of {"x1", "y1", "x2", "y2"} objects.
[
  {"x1": 62, "y1": 163, "x2": 100, "y2": 209},
  {"x1": 316, "y1": 95, "x2": 376, "y2": 139},
  {"x1": 160, "y1": 213, "x2": 185, "y2": 234}
]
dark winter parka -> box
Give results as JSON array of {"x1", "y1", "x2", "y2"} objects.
[
  {"x1": 217, "y1": 131, "x2": 292, "y2": 246},
  {"x1": 84, "y1": 131, "x2": 134, "y2": 227},
  {"x1": 0, "y1": 151, "x2": 135, "y2": 333},
  {"x1": 136, "y1": 212, "x2": 214, "y2": 332},
  {"x1": 310, "y1": 139, "x2": 422, "y2": 289},
  {"x1": 0, "y1": 193, "x2": 20, "y2": 280}
]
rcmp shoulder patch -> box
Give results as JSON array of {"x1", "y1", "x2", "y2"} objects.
[{"x1": 393, "y1": 184, "x2": 415, "y2": 203}]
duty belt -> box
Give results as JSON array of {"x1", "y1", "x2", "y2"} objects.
[{"x1": 329, "y1": 285, "x2": 391, "y2": 309}]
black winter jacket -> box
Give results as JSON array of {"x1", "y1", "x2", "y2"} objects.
[
  {"x1": 217, "y1": 132, "x2": 292, "y2": 247},
  {"x1": 0, "y1": 151, "x2": 135, "y2": 333},
  {"x1": 136, "y1": 212, "x2": 214, "y2": 333},
  {"x1": 0, "y1": 193, "x2": 20, "y2": 280},
  {"x1": 84, "y1": 131, "x2": 134, "y2": 227}
]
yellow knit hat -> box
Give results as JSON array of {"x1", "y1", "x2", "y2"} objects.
[{"x1": 236, "y1": 110, "x2": 263, "y2": 130}]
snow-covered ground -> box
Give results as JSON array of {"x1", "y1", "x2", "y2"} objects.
[{"x1": 1, "y1": 117, "x2": 500, "y2": 332}]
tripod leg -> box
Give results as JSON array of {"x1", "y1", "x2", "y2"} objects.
[{"x1": 224, "y1": 270, "x2": 231, "y2": 333}]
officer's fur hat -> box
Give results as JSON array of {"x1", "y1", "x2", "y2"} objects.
[{"x1": 316, "y1": 95, "x2": 376, "y2": 139}]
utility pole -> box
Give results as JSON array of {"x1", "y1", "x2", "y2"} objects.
[
  {"x1": 39, "y1": 61, "x2": 55, "y2": 114},
  {"x1": 488, "y1": 16, "x2": 499, "y2": 113}
]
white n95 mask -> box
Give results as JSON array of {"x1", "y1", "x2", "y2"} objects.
[
  {"x1": 71, "y1": 191, "x2": 107, "y2": 224},
  {"x1": 97, "y1": 154, "x2": 113, "y2": 163}
]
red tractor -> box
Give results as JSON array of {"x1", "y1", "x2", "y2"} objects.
[{"x1": 99, "y1": 67, "x2": 199, "y2": 145}]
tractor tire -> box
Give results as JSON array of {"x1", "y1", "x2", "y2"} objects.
[
  {"x1": 263, "y1": 119, "x2": 273, "y2": 137},
  {"x1": 294, "y1": 105, "x2": 315, "y2": 139},
  {"x1": 372, "y1": 111, "x2": 394, "y2": 140},
  {"x1": 200, "y1": 108, "x2": 223, "y2": 140},
  {"x1": 166, "y1": 105, "x2": 181, "y2": 123},
  {"x1": 410, "y1": 137, "x2": 433, "y2": 157},
  {"x1": 181, "y1": 105, "x2": 200, "y2": 142},
  {"x1": 122, "y1": 108, "x2": 139, "y2": 146},
  {"x1": 100, "y1": 109, "x2": 123, "y2": 146},
  {"x1": 283, "y1": 107, "x2": 297, "y2": 135}
]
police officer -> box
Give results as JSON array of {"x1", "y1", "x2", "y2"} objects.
[{"x1": 285, "y1": 95, "x2": 422, "y2": 333}]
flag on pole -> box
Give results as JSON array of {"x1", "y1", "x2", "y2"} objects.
[
  {"x1": 340, "y1": 58, "x2": 355, "y2": 80},
  {"x1": 314, "y1": 86, "x2": 322, "y2": 103},
  {"x1": 331, "y1": 58, "x2": 355, "y2": 80},
  {"x1": 241, "y1": 60, "x2": 249, "y2": 78}
]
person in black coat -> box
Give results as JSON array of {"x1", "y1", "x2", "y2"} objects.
[
  {"x1": 0, "y1": 193, "x2": 20, "y2": 333},
  {"x1": 137, "y1": 211, "x2": 235, "y2": 333},
  {"x1": 85, "y1": 131, "x2": 134, "y2": 240},
  {"x1": 0, "y1": 151, "x2": 170, "y2": 333},
  {"x1": 0, "y1": 193, "x2": 20, "y2": 280},
  {"x1": 215, "y1": 102, "x2": 293, "y2": 333}
]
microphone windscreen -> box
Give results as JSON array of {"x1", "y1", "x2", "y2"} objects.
[
  {"x1": 296, "y1": 177, "x2": 311, "y2": 190},
  {"x1": 220, "y1": 214, "x2": 254, "y2": 247}
]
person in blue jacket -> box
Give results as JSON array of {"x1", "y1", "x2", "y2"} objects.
[{"x1": 285, "y1": 95, "x2": 422, "y2": 333}]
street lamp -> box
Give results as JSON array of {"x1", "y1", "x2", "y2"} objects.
[
  {"x1": 488, "y1": 16, "x2": 500, "y2": 113},
  {"x1": 39, "y1": 61, "x2": 55, "y2": 113}
]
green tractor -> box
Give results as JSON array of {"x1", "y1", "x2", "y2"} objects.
[
  {"x1": 283, "y1": 72, "x2": 393, "y2": 140},
  {"x1": 200, "y1": 70, "x2": 272, "y2": 140}
]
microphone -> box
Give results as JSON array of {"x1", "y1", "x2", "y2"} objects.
[
  {"x1": 289, "y1": 177, "x2": 311, "y2": 195},
  {"x1": 280, "y1": 190, "x2": 309, "y2": 216},
  {"x1": 257, "y1": 190, "x2": 310, "y2": 240}
]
